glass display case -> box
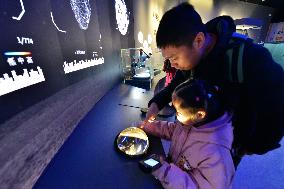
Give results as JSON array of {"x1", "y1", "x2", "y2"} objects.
[{"x1": 120, "y1": 48, "x2": 153, "y2": 90}]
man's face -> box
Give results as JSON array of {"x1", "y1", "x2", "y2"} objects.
[{"x1": 161, "y1": 45, "x2": 201, "y2": 71}]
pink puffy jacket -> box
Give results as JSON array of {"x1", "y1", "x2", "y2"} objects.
[{"x1": 143, "y1": 113, "x2": 235, "y2": 189}]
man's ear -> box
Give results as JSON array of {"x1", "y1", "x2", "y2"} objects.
[
  {"x1": 193, "y1": 32, "x2": 205, "y2": 49},
  {"x1": 196, "y1": 110, "x2": 206, "y2": 119}
]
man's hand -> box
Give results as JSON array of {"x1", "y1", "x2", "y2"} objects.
[{"x1": 145, "y1": 102, "x2": 159, "y2": 123}]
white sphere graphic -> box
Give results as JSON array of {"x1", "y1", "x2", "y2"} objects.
[{"x1": 115, "y1": 0, "x2": 129, "y2": 35}]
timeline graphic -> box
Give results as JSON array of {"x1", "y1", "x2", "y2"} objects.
[
  {"x1": 63, "y1": 57, "x2": 104, "y2": 74},
  {"x1": 0, "y1": 51, "x2": 46, "y2": 96},
  {"x1": 0, "y1": 67, "x2": 45, "y2": 96}
]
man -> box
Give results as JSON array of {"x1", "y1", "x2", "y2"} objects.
[{"x1": 145, "y1": 2, "x2": 284, "y2": 166}]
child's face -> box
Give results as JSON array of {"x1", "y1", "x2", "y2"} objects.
[{"x1": 172, "y1": 95, "x2": 205, "y2": 125}]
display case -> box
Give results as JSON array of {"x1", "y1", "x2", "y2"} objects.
[{"x1": 120, "y1": 48, "x2": 153, "y2": 90}]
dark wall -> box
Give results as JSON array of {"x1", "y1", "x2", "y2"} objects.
[
  {"x1": 211, "y1": 0, "x2": 273, "y2": 43},
  {"x1": 271, "y1": 8, "x2": 284, "y2": 23},
  {"x1": 0, "y1": 0, "x2": 135, "y2": 124}
]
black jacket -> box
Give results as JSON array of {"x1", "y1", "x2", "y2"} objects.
[{"x1": 149, "y1": 16, "x2": 284, "y2": 154}]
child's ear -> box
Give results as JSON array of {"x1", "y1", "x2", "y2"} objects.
[{"x1": 197, "y1": 110, "x2": 206, "y2": 119}]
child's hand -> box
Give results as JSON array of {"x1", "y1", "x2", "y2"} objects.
[
  {"x1": 132, "y1": 120, "x2": 154, "y2": 130},
  {"x1": 140, "y1": 119, "x2": 154, "y2": 129}
]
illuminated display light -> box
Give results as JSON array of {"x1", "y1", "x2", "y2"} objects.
[
  {"x1": 4, "y1": 52, "x2": 31, "y2": 56},
  {"x1": 115, "y1": 0, "x2": 129, "y2": 35},
  {"x1": 70, "y1": 0, "x2": 91, "y2": 30},
  {"x1": 12, "y1": 0, "x2": 25, "y2": 21},
  {"x1": 138, "y1": 31, "x2": 143, "y2": 44},
  {"x1": 50, "y1": 12, "x2": 67, "y2": 33},
  {"x1": 137, "y1": 32, "x2": 153, "y2": 54},
  {"x1": 147, "y1": 34, "x2": 152, "y2": 44},
  {"x1": 143, "y1": 40, "x2": 149, "y2": 51},
  {"x1": 235, "y1": 18, "x2": 262, "y2": 30},
  {"x1": 0, "y1": 67, "x2": 45, "y2": 96},
  {"x1": 133, "y1": 72, "x2": 151, "y2": 79},
  {"x1": 63, "y1": 57, "x2": 104, "y2": 74}
]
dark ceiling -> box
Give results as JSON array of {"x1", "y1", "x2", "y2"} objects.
[
  {"x1": 239, "y1": 0, "x2": 284, "y2": 22},
  {"x1": 239, "y1": 0, "x2": 284, "y2": 8}
]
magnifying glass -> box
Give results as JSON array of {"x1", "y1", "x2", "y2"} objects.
[{"x1": 115, "y1": 127, "x2": 149, "y2": 157}]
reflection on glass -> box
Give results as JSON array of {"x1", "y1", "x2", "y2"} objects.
[{"x1": 116, "y1": 127, "x2": 149, "y2": 156}]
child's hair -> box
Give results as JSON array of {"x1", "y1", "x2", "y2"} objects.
[{"x1": 173, "y1": 79, "x2": 225, "y2": 125}]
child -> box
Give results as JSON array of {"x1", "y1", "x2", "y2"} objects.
[{"x1": 139, "y1": 79, "x2": 235, "y2": 189}]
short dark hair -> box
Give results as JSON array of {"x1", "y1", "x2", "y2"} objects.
[
  {"x1": 156, "y1": 2, "x2": 205, "y2": 48},
  {"x1": 173, "y1": 79, "x2": 224, "y2": 123}
]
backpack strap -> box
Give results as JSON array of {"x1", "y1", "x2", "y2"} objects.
[{"x1": 226, "y1": 33, "x2": 250, "y2": 84}]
